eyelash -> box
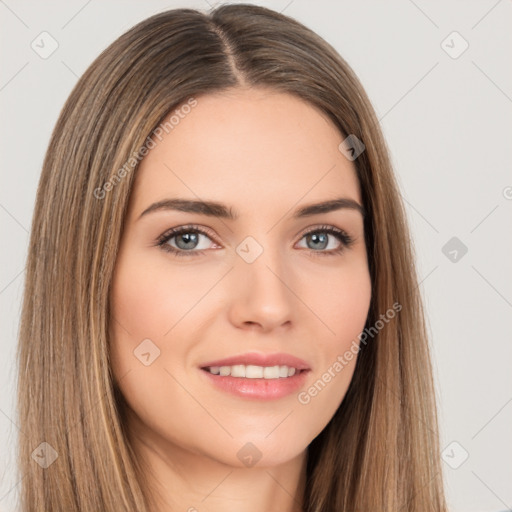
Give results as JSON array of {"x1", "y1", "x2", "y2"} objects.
[{"x1": 155, "y1": 224, "x2": 354, "y2": 258}]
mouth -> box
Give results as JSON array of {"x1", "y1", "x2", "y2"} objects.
[
  {"x1": 201, "y1": 364, "x2": 306, "y2": 379},
  {"x1": 198, "y1": 352, "x2": 311, "y2": 399},
  {"x1": 199, "y1": 362, "x2": 311, "y2": 400}
]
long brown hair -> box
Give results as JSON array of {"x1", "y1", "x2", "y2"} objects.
[{"x1": 17, "y1": 4, "x2": 447, "y2": 511}]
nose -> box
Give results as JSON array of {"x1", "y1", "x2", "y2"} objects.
[{"x1": 227, "y1": 246, "x2": 295, "y2": 332}]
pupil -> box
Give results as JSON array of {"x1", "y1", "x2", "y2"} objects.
[
  {"x1": 177, "y1": 232, "x2": 198, "y2": 249},
  {"x1": 309, "y1": 233, "x2": 327, "y2": 250}
]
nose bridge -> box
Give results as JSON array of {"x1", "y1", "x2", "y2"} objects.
[{"x1": 229, "y1": 233, "x2": 295, "y2": 328}]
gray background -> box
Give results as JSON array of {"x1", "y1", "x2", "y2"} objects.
[{"x1": 1, "y1": 1, "x2": 511, "y2": 511}]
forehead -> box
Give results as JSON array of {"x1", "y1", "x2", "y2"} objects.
[{"x1": 129, "y1": 87, "x2": 361, "y2": 219}]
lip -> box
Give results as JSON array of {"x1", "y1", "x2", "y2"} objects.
[
  {"x1": 199, "y1": 352, "x2": 311, "y2": 371},
  {"x1": 199, "y1": 366, "x2": 310, "y2": 400},
  {"x1": 198, "y1": 352, "x2": 311, "y2": 400}
]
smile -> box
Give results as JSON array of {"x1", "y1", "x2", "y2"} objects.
[{"x1": 204, "y1": 364, "x2": 300, "y2": 379}]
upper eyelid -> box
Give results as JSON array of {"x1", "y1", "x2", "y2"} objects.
[
  {"x1": 158, "y1": 223, "x2": 352, "y2": 247},
  {"x1": 157, "y1": 224, "x2": 216, "y2": 242}
]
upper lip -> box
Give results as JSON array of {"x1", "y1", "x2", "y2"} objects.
[{"x1": 200, "y1": 352, "x2": 311, "y2": 371}]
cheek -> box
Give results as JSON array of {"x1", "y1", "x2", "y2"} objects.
[
  {"x1": 108, "y1": 248, "x2": 225, "y2": 400},
  {"x1": 108, "y1": 252, "x2": 209, "y2": 450},
  {"x1": 109, "y1": 249, "x2": 215, "y2": 341},
  {"x1": 108, "y1": 249, "x2": 172, "y2": 387},
  {"x1": 302, "y1": 254, "x2": 372, "y2": 344},
  {"x1": 292, "y1": 259, "x2": 371, "y2": 430},
  {"x1": 324, "y1": 276, "x2": 371, "y2": 329}
]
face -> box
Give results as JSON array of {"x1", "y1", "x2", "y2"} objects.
[{"x1": 109, "y1": 87, "x2": 372, "y2": 469}]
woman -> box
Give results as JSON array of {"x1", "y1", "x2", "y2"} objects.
[{"x1": 17, "y1": 4, "x2": 448, "y2": 511}]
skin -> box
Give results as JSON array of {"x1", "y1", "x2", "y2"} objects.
[{"x1": 109, "y1": 87, "x2": 372, "y2": 512}]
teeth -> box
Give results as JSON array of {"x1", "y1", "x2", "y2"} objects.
[{"x1": 206, "y1": 365, "x2": 299, "y2": 379}]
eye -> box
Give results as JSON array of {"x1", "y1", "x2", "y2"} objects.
[
  {"x1": 296, "y1": 225, "x2": 354, "y2": 256},
  {"x1": 156, "y1": 225, "x2": 219, "y2": 257},
  {"x1": 156, "y1": 224, "x2": 354, "y2": 258}
]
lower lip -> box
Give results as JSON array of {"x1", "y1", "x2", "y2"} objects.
[{"x1": 199, "y1": 368, "x2": 310, "y2": 400}]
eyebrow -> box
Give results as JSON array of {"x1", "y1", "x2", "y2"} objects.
[{"x1": 138, "y1": 197, "x2": 365, "y2": 220}]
